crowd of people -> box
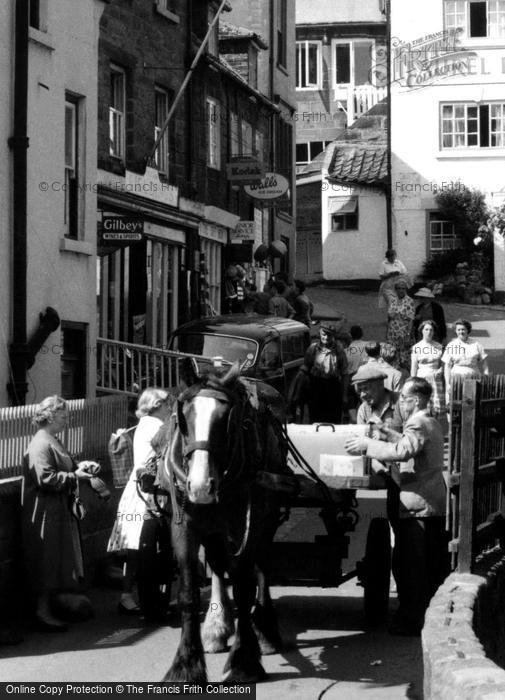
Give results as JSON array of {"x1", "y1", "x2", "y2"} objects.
[{"x1": 15, "y1": 254, "x2": 491, "y2": 643}]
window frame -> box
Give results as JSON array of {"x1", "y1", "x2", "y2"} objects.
[
  {"x1": 329, "y1": 198, "x2": 359, "y2": 232},
  {"x1": 332, "y1": 38, "x2": 375, "y2": 88},
  {"x1": 207, "y1": 96, "x2": 221, "y2": 170},
  {"x1": 296, "y1": 40, "x2": 323, "y2": 90},
  {"x1": 154, "y1": 86, "x2": 170, "y2": 176},
  {"x1": 109, "y1": 64, "x2": 126, "y2": 160},
  {"x1": 64, "y1": 97, "x2": 79, "y2": 239},
  {"x1": 440, "y1": 101, "x2": 505, "y2": 149},
  {"x1": 444, "y1": 0, "x2": 505, "y2": 38},
  {"x1": 428, "y1": 212, "x2": 463, "y2": 254}
]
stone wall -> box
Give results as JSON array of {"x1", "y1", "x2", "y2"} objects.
[{"x1": 423, "y1": 552, "x2": 505, "y2": 699}]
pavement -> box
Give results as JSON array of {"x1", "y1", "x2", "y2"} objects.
[{"x1": 1, "y1": 286, "x2": 503, "y2": 698}]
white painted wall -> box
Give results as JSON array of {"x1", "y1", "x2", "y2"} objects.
[
  {"x1": 0, "y1": 2, "x2": 14, "y2": 406},
  {"x1": 0, "y1": 0, "x2": 105, "y2": 406},
  {"x1": 322, "y1": 183, "x2": 387, "y2": 280},
  {"x1": 391, "y1": 0, "x2": 505, "y2": 280}
]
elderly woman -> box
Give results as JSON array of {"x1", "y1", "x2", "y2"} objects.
[
  {"x1": 107, "y1": 387, "x2": 171, "y2": 621},
  {"x1": 378, "y1": 249, "x2": 411, "y2": 309},
  {"x1": 386, "y1": 280, "x2": 416, "y2": 370},
  {"x1": 301, "y1": 325, "x2": 349, "y2": 423},
  {"x1": 413, "y1": 288, "x2": 447, "y2": 343},
  {"x1": 411, "y1": 320, "x2": 445, "y2": 417},
  {"x1": 442, "y1": 319, "x2": 489, "y2": 401},
  {"x1": 22, "y1": 396, "x2": 95, "y2": 631}
]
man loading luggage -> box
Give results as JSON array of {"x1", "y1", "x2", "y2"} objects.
[{"x1": 345, "y1": 377, "x2": 449, "y2": 636}]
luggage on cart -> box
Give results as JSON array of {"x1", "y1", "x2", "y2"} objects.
[{"x1": 287, "y1": 423, "x2": 368, "y2": 487}]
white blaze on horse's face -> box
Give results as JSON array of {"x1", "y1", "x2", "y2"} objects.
[{"x1": 186, "y1": 395, "x2": 221, "y2": 504}]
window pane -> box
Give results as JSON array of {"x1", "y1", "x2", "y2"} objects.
[
  {"x1": 469, "y1": 1, "x2": 487, "y2": 36},
  {"x1": 308, "y1": 43, "x2": 318, "y2": 85},
  {"x1": 310, "y1": 141, "x2": 324, "y2": 159},
  {"x1": 335, "y1": 44, "x2": 351, "y2": 84},
  {"x1": 296, "y1": 143, "x2": 309, "y2": 162},
  {"x1": 354, "y1": 42, "x2": 373, "y2": 85}
]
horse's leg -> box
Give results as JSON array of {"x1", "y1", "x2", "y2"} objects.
[
  {"x1": 249, "y1": 503, "x2": 283, "y2": 655},
  {"x1": 202, "y1": 571, "x2": 235, "y2": 653},
  {"x1": 252, "y1": 564, "x2": 282, "y2": 655},
  {"x1": 223, "y1": 555, "x2": 266, "y2": 683},
  {"x1": 163, "y1": 519, "x2": 206, "y2": 683}
]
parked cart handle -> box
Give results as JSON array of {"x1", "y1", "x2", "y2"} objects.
[{"x1": 315, "y1": 423, "x2": 335, "y2": 432}]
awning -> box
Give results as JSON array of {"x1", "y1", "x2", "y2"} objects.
[{"x1": 328, "y1": 196, "x2": 358, "y2": 214}]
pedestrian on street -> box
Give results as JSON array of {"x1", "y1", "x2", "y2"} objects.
[
  {"x1": 413, "y1": 288, "x2": 447, "y2": 343},
  {"x1": 300, "y1": 325, "x2": 349, "y2": 423},
  {"x1": 345, "y1": 377, "x2": 449, "y2": 636},
  {"x1": 22, "y1": 396, "x2": 96, "y2": 632},
  {"x1": 268, "y1": 280, "x2": 295, "y2": 318},
  {"x1": 442, "y1": 318, "x2": 489, "y2": 402},
  {"x1": 107, "y1": 387, "x2": 172, "y2": 620},
  {"x1": 292, "y1": 279, "x2": 312, "y2": 327},
  {"x1": 386, "y1": 279, "x2": 416, "y2": 370},
  {"x1": 411, "y1": 320, "x2": 446, "y2": 418},
  {"x1": 378, "y1": 249, "x2": 411, "y2": 309},
  {"x1": 364, "y1": 341, "x2": 404, "y2": 392}
]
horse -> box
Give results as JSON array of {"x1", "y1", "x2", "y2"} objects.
[{"x1": 157, "y1": 361, "x2": 295, "y2": 683}]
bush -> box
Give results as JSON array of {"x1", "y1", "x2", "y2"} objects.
[
  {"x1": 422, "y1": 250, "x2": 468, "y2": 278},
  {"x1": 436, "y1": 186, "x2": 489, "y2": 249}
]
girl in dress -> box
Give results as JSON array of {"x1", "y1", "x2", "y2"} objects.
[
  {"x1": 411, "y1": 320, "x2": 445, "y2": 417},
  {"x1": 442, "y1": 319, "x2": 489, "y2": 402}
]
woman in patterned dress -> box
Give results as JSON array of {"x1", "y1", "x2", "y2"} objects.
[
  {"x1": 442, "y1": 319, "x2": 490, "y2": 402},
  {"x1": 411, "y1": 320, "x2": 445, "y2": 417},
  {"x1": 386, "y1": 279, "x2": 415, "y2": 370},
  {"x1": 108, "y1": 388, "x2": 170, "y2": 615}
]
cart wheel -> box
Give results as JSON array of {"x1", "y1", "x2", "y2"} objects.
[{"x1": 363, "y1": 517, "x2": 391, "y2": 626}]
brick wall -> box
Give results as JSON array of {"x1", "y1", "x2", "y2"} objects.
[{"x1": 423, "y1": 554, "x2": 505, "y2": 699}]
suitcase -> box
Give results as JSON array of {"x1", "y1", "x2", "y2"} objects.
[{"x1": 287, "y1": 423, "x2": 368, "y2": 484}]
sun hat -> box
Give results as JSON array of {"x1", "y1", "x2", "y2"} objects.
[
  {"x1": 351, "y1": 365, "x2": 388, "y2": 385},
  {"x1": 415, "y1": 287, "x2": 435, "y2": 299}
]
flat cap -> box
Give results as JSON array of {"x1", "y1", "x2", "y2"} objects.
[{"x1": 351, "y1": 364, "x2": 387, "y2": 384}]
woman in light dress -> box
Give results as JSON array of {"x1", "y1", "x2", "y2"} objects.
[
  {"x1": 442, "y1": 319, "x2": 489, "y2": 401},
  {"x1": 378, "y1": 249, "x2": 411, "y2": 309},
  {"x1": 386, "y1": 279, "x2": 415, "y2": 370},
  {"x1": 107, "y1": 388, "x2": 170, "y2": 615},
  {"x1": 411, "y1": 320, "x2": 445, "y2": 417}
]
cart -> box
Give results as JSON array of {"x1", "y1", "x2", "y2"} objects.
[{"x1": 271, "y1": 422, "x2": 392, "y2": 626}]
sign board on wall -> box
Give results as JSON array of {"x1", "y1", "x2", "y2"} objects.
[
  {"x1": 244, "y1": 173, "x2": 290, "y2": 200},
  {"x1": 231, "y1": 221, "x2": 255, "y2": 242},
  {"x1": 226, "y1": 158, "x2": 266, "y2": 183},
  {"x1": 100, "y1": 216, "x2": 144, "y2": 242}
]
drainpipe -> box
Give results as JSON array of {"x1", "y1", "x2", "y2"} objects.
[
  {"x1": 268, "y1": 0, "x2": 275, "y2": 249},
  {"x1": 386, "y1": 0, "x2": 393, "y2": 249},
  {"x1": 7, "y1": 0, "x2": 30, "y2": 405}
]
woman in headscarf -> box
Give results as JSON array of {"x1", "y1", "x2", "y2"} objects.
[{"x1": 300, "y1": 325, "x2": 349, "y2": 423}]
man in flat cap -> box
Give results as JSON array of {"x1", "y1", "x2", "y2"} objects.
[
  {"x1": 352, "y1": 363, "x2": 402, "y2": 435},
  {"x1": 346, "y1": 377, "x2": 449, "y2": 636}
]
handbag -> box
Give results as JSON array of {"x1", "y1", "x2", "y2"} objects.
[
  {"x1": 108, "y1": 426, "x2": 136, "y2": 488},
  {"x1": 70, "y1": 481, "x2": 86, "y2": 521}
]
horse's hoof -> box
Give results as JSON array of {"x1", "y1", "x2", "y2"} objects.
[
  {"x1": 259, "y1": 639, "x2": 280, "y2": 656},
  {"x1": 222, "y1": 666, "x2": 267, "y2": 684},
  {"x1": 203, "y1": 638, "x2": 229, "y2": 654},
  {"x1": 163, "y1": 658, "x2": 207, "y2": 684}
]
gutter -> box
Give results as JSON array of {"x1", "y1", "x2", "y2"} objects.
[{"x1": 7, "y1": 0, "x2": 30, "y2": 405}]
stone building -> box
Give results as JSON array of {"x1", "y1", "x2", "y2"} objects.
[{"x1": 0, "y1": 0, "x2": 106, "y2": 406}]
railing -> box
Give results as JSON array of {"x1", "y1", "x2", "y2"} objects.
[
  {"x1": 447, "y1": 375, "x2": 505, "y2": 572},
  {"x1": 96, "y1": 337, "x2": 216, "y2": 397},
  {"x1": 333, "y1": 85, "x2": 387, "y2": 126},
  {"x1": 0, "y1": 395, "x2": 129, "y2": 477}
]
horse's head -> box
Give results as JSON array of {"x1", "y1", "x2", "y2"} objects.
[{"x1": 177, "y1": 361, "x2": 242, "y2": 504}]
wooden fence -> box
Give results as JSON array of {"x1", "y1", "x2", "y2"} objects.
[
  {"x1": 0, "y1": 395, "x2": 129, "y2": 477},
  {"x1": 447, "y1": 375, "x2": 505, "y2": 572}
]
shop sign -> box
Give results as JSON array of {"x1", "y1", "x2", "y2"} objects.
[
  {"x1": 100, "y1": 216, "x2": 144, "y2": 241},
  {"x1": 226, "y1": 157, "x2": 266, "y2": 183},
  {"x1": 244, "y1": 173, "x2": 290, "y2": 200},
  {"x1": 231, "y1": 221, "x2": 255, "y2": 241}
]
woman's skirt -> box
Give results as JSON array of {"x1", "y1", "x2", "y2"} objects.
[{"x1": 107, "y1": 475, "x2": 147, "y2": 552}]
